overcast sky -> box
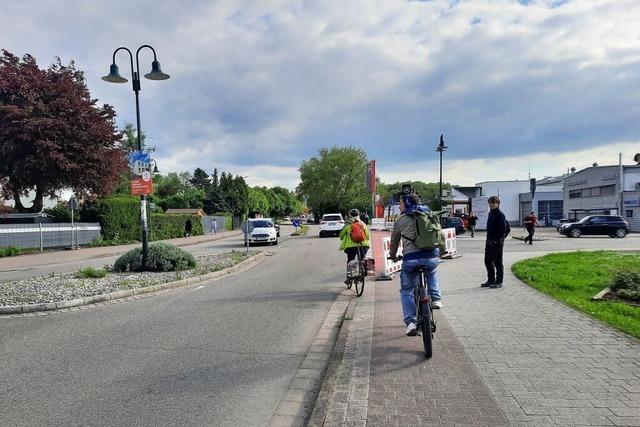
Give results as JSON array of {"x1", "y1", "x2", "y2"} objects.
[{"x1": 2, "y1": 0, "x2": 639, "y2": 190}]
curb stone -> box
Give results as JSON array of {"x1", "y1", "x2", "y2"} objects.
[
  {"x1": 270, "y1": 288, "x2": 353, "y2": 427},
  {"x1": 0, "y1": 252, "x2": 265, "y2": 315}
]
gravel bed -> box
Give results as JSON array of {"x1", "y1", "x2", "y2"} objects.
[{"x1": 0, "y1": 251, "x2": 258, "y2": 306}]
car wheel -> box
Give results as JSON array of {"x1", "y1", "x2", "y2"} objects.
[
  {"x1": 319, "y1": 231, "x2": 324, "y2": 238},
  {"x1": 570, "y1": 229, "x2": 581, "y2": 238},
  {"x1": 615, "y1": 228, "x2": 627, "y2": 238}
]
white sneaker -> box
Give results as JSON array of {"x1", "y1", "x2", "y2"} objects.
[
  {"x1": 431, "y1": 300, "x2": 443, "y2": 309},
  {"x1": 405, "y1": 322, "x2": 417, "y2": 336}
]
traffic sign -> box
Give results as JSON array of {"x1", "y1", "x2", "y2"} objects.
[{"x1": 67, "y1": 197, "x2": 78, "y2": 210}]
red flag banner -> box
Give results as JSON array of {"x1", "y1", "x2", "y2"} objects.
[{"x1": 367, "y1": 160, "x2": 376, "y2": 194}]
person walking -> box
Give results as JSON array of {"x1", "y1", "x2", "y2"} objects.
[
  {"x1": 468, "y1": 212, "x2": 478, "y2": 238},
  {"x1": 184, "y1": 219, "x2": 193, "y2": 237},
  {"x1": 389, "y1": 193, "x2": 443, "y2": 337},
  {"x1": 339, "y1": 209, "x2": 371, "y2": 285},
  {"x1": 481, "y1": 196, "x2": 510, "y2": 289},
  {"x1": 211, "y1": 217, "x2": 217, "y2": 234},
  {"x1": 523, "y1": 211, "x2": 540, "y2": 245}
]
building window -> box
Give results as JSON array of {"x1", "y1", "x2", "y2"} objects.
[
  {"x1": 569, "y1": 190, "x2": 582, "y2": 199},
  {"x1": 626, "y1": 210, "x2": 634, "y2": 218},
  {"x1": 600, "y1": 185, "x2": 616, "y2": 196},
  {"x1": 590, "y1": 186, "x2": 600, "y2": 196}
]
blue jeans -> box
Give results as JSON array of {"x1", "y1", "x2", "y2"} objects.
[{"x1": 399, "y1": 257, "x2": 441, "y2": 325}]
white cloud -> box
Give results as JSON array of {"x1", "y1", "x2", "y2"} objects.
[{"x1": 2, "y1": 0, "x2": 640, "y2": 189}]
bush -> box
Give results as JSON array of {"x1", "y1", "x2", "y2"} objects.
[
  {"x1": 610, "y1": 269, "x2": 640, "y2": 303},
  {"x1": 149, "y1": 214, "x2": 203, "y2": 240},
  {"x1": 113, "y1": 242, "x2": 197, "y2": 272},
  {"x1": 44, "y1": 204, "x2": 73, "y2": 222},
  {"x1": 98, "y1": 196, "x2": 140, "y2": 242},
  {"x1": 0, "y1": 246, "x2": 21, "y2": 257},
  {"x1": 74, "y1": 267, "x2": 108, "y2": 278}
]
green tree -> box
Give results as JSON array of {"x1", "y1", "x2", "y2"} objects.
[
  {"x1": 190, "y1": 168, "x2": 210, "y2": 190},
  {"x1": 378, "y1": 181, "x2": 451, "y2": 211},
  {"x1": 297, "y1": 146, "x2": 370, "y2": 218},
  {"x1": 248, "y1": 187, "x2": 269, "y2": 216},
  {"x1": 154, "y1": 173, "x2": 187, "y2": 200}
]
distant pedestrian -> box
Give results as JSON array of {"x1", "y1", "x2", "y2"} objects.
[
  {"x1": 361, "y1": 211, "x2": 370, "y2": 225},
  {"x1": 481, "y1": 196, "x2": 510, "y2": 289},
  {"x1": 523, "y1": 211, "x2": 541, "y2": 245},
  {"x1": 468, "y1": 212, "x2": 478, "y2": 238},
  {"x1": 211, "y1": 218, "x2": 217, "y2": 234},
  {"x1": 184, "y1": 219, "x2": 193, "y2": 237}
]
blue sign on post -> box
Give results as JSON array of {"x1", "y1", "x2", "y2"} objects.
[
  {"x1": 292, "y1": 218, "x2": 300, "y2": 229},
  {"x1": 128, "y1": 151, "x2": 151, "y2": 176}
]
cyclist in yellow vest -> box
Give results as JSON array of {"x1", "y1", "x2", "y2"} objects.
[{"x1": 339, "y1": 209, "x2": 371, "y2": 284}]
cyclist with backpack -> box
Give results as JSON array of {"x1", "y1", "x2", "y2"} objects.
[
  {"x1": 339, "y1": 209, "x2": 370, "y2": 285},
  {"x1": 389, "y1": 193, "x2": 445, "y2": 336}
]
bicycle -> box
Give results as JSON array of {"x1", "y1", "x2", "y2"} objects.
[
  {"x1": 390, "y1": 255, "x2": 437, "y2": 358},
  {"x1": 346, "y1": 244, "x2": 367, "y2": 297}
]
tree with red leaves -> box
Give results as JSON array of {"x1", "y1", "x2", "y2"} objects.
[{"x1": 0, "y1": 50, "x2": 127, "y2": 212}]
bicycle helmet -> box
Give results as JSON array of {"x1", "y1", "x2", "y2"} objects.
[{"x1": 349, "y1": 208, "x2": 360, "y2": 218}]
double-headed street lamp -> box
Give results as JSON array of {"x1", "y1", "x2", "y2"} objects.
[
  {"x1": 102, "y1": 45, "x2": 170, "y2": 269},
  {"x1": 435, "y1": 133, "x2": 448, "y2": 211}
]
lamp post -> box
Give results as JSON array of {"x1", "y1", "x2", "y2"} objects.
[
  {"x1": 435, "y1": 133, "x2": 448, "y2": 211},
  {"x1": 102, "y1": 45, "x2": 170, "y2": 269},
  {"x1": 243, "y1": 176, "x2": 249, "y2": 254}
]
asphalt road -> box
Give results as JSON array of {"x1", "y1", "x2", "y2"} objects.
[{"x1": 0, "y1": 225, "x2": 348, "y2": 426}]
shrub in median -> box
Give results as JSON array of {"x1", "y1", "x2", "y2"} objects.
[
  {"x1": 113, "y1": 242, "x2": 197, "y2": 272},
  {"x1": 610, "y1": 269, "x2": 640, "y2": 303}
]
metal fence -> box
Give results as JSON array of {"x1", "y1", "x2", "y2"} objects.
[
  {"x1": 201, "y1": 216, "x2": 229, "y2": 234},
  {"x1": 0, "y1": 223, "x2": 101, "y2": 250}
]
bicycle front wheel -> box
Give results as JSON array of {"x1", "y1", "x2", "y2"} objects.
[
  {"x1": 355, "y1": 275, "x2": 365, "y2": 297},
  {"x1": 421, "y1": 304, "x2": 433, "y2": 359}
]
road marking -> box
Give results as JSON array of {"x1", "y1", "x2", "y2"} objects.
[{"x1": 194, "y1": 286, "x2": 205, "y2": 290}]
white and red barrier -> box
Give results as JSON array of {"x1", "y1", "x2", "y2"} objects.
[
  {"x1": 380, "y1": 236, "x2": 403, "y2": 276},
  {"x1": 371, "y1": 218, "x2": 395, "y2": 231},
  {"x1": 441, "y1": 227, "x2": 461, "y2": 258}
]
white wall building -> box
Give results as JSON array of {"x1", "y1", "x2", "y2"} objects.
[{"x1": 470, "y1": 179, "x2": 563, "y2": 229}]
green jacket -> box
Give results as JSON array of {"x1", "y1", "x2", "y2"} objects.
[{"x1": 339, "y1": 219, "x2": 371, "y2": 251}]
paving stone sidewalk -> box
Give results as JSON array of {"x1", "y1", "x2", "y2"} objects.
[{"x1": 313, "y1": 251, "x2": 640, "y2": 426}]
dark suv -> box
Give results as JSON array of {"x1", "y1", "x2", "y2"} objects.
[
  {"x1": 559, "y1": 215, "x2": 629, "y2": 238},
  {"x1": 441, "y1": 216, "x2": 465, "y2": 235}
]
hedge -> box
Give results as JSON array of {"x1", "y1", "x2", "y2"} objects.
[
  {"x1": 149, "y1": 214, "x2": 203, "y2": 240},
  {"x1": 97, "y1": 196, "x2": 140, "y2": 242}
]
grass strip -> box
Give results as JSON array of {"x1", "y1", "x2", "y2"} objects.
[
  {"x1": 291, "y1": 225, "x2": 309, "y2": 236},
  {"x1": 512, "y1": 250, "x2": 640, "y2": 339}
]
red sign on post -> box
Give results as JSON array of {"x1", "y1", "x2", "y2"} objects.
[{"x1": 131, "y1": 176, "x2": 153, "y2": 195}]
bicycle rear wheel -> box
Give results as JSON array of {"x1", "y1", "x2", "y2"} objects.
[
  {"x1": 354, "y1": 275, "x2": 365, "y2": 297},
  {"x1": 421, "y1": 305, "x2": 433, "y2": 359}
]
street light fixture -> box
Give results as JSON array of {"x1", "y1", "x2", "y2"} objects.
[
  {"x1": 435, "y1": 133, "x2": 448, "y2": 211},
  {"x1": 102, "y1": 45, "x2": 170, "y2": 269}
]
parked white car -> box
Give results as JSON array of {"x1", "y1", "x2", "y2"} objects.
[
  {"x1": 319, "y1": 213, "x2": 345, "y2": 237},
  {"x1": 244, "y1": 219, "x2": 278, "y2": 245}
]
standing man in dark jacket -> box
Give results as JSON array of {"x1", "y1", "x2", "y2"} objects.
[{"x1": 482, "y1": 196, "x2": 509, "y2": 289}]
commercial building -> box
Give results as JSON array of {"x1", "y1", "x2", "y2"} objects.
[
  {"x1": 563, "y1": 164, "x2": 640, "y2": 232},
  {"x1": 457, "y1": 179, "x2": 563, "y2": 229}
]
